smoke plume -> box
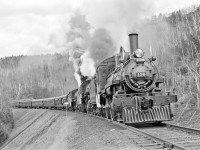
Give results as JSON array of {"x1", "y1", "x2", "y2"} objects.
[
  {"x1": 67, "y1": 12, "x2": 116, "y2": 83},
  {"x1": 66, "y1": 11, "x2": 91, "y2": 86},
  {"x1": 88, "y1": 28, "x2": 115, "y2": 66},
  {"x1": 80, "y1": 28, "x2": 115, "y2": 76},
  {"x1": 81, "y1": 0, "x2": 156, "y2": 49}
]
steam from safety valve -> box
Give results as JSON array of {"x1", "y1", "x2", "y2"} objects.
[
  {"x1": 80, "y1": 52, "x2": 96, "y2": 77},
  {"x1": 74, "y1": 72, "x2": 81, "y2": 86}
]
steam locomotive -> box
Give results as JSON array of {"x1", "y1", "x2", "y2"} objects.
[
  {"x1": 13, "y1": 33, "x2": 177, "y2": 124},
  {"x1": 67, "y1": 33, "x2": 177, "y2": 124}
]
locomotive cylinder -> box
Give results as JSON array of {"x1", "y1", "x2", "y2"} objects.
[{"x1": 129, "y1": 33, "x2": 138, "y2": 54}]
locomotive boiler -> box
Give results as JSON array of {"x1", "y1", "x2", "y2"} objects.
[{"x1": 95, "y1": 33, "x2": 177, "y2": 123}]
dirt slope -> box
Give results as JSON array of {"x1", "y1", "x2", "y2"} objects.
[{"x1": 1, "y1": 109, "x2": 141, "y2": 150}]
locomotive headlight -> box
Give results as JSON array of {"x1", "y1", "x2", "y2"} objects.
[{"x1": 134, "y1": 49, "x2": 144, "y2": 58}]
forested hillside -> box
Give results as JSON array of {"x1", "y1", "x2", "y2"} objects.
[
  {"x1": 139, "y1": 5, "x2": 200, "y2": 125},
  {"x1": 0, "y1": 53, "x2": 77, "y2": 100},
  {"x1": 148, "y1": 6, "x2": 200, "y2": 106},
  {"x1": 0, "y1": 53, "x2": 77, "y2": 146}
]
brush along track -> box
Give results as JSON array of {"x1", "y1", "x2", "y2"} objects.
[{"x1": 77, "y1": 110, "x2": 200, "y2": 150}]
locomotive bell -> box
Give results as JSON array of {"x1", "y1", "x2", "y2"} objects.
[{"x1": 129, "y1": 33, "x2": 138, "y2": 54}]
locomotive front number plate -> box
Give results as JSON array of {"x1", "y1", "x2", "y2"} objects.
[{"x1": 136, "y1": 72, "x2": 146, "y2": 77}]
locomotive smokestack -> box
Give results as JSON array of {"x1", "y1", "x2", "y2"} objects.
[{"x1": 128, "y1": 33, "x2": 138, "y2": 54}]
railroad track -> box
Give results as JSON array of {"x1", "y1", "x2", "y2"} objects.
[
  {"x1": 139, "y1": 123, "x2": 200, "y2": 150},
  {"x1": 80, "y1": 111, "x2": 200, "y2": 150},
  {"x1": 10, "y1": 107, "x2": 200, "y2": 150}
]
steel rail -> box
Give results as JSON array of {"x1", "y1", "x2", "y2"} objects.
[
  {"x1": 81, "y1": 112, "x2": 187, "y2": 150},
  {"x1": 113, "y1": 122, "x2": 187, "y2": 150},
  {"x1": 164, "y1": 123, "x2": 200, "y2": 135}
]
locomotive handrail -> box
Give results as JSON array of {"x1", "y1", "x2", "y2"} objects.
[
  {"x1": 96, "y1": 64, "x2": 110, "y2": 71},
  {"x1": 114, "y1": 91, "x2": 176, "y2": 97},
  {"x1": 113, "y1": 93, "x2": 147, "y2": 97},
  {"x1": 32, "y1": 94, "x2": 68, "y2": 101}
]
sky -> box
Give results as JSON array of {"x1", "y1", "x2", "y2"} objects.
[{"x1": 0, "y1": 0, "x2": 199, "y2": 58}]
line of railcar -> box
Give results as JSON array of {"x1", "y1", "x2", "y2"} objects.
[
  {"x1": 13, "y1": 94, "x2": 70, "y2": 110},
  {"x1": 13, "y1": 33, "x2": 178, "y2": 124}
]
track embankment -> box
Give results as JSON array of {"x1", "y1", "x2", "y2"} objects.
[
  {"x1": 1, "y1": 109, "x2": 76, "y2": 150},
  {"x1": 1, "y1": 109, "x2": 142, "y2": 150}
]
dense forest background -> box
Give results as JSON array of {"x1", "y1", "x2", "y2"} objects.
[
  {"x1": 0, "y1": 5, "x2": 200, "y2": 145},
  {"x1": 137, "y1": 5, "x2": 200, "y2": 125},
  {"x1": 0, "y1": 53, "x2": 77, "y2": 100},
  {"x1": 149, "y1": 6, "x2": 200, "y2": 108}
]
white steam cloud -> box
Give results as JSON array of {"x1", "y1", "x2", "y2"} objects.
[
  {"x1": 80, "y1": 28, "x2": 115, "y2": 77},
  {"x1": 66, "y1": 11, "x2": 91, "y2": 86},
  {"x1": 81, "y1": 0, "x2": 156, "y2": 49},
  {"x1": 80, "y1": 52, "x2": 95, "y2": 77},
  {"x1": 67, "y1": 11, "x2": 116, "y2": 84}
]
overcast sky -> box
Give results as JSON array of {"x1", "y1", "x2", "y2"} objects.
[{"x1": 0, "y1": 0, "x2": 199, "y2": 57}]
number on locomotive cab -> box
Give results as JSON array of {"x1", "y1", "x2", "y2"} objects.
[{"x1": 136, "y1": 72, "x2": 146, "y2": 77}]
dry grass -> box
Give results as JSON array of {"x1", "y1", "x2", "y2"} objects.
[{"x1": 0, "y1": 89, "x2": 14, "y2": 147}]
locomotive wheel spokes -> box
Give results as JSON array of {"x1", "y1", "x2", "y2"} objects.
[
  {"x1": 110, "y1": 108, "x2": 117, "y2": 121},
  {"x1": 98, "y1": 108, "x2": 101, "y2": 116},
  {"x1": 105, "y1": 108, "x2": 108, "y2": 119},
  {"x1": 122, "y1": 108, "x2": 126, "y2": 124},
  {"x1": 107, "y1": 108, "x2": 111, "y2": 119},
  {"x1": 103, "y1": 108, "x2": 106, "y2": 118},
  {"x1": 101, "y1": 108, "x2": 104, "y2": 117},
  {"x1": 110, "y1": 108, "x2": 115, "y2": 121},
  {"x1": 93, "y1": 109, "x2": 95, "y2": 115}
]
